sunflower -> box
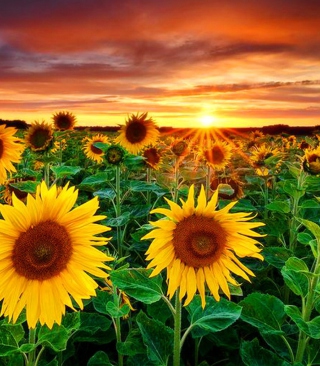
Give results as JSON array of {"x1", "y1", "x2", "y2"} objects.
[
  {"x1": 25, "y1": 121, "x2": 54, "y2": 152},
  {"x1": 250, "y1": 143, "x2": 282, "y2": 175},
  {"x1": 2, "y1": 177, "x2": 36, "y2": 205},
  {"x1": 105, "y1": 144, "x2": 125, "y2": 166},
  {"x1": 115, "y1": 112, "x2": 159, "y2": 155},
  {"x1": 210, "y1": 176, "x2": 244, "y2": 200},
  {"x1": 0, "y1": 125, "x2": 24, "y2": 185},
  {"x1": 142, "y1": 185, "x2": 264, "y2": 308},
  {"x1": 52, "y1": 111, "x2": 77, "y2": 131},
  {"x1": 143, "y1": 147, "x2": 162, "y2": 170},
  {"x1": 83, "y1": 134, "x2": 109, "y2": 163},
  {"x1": 303, "y1": 146, "x2": 320, "y2": 175},
  {"x1": 171, "y1": 139, "x2": 189, "y2": 157},
  {"x1": 202, "y1": 141, "x2": 232, "y2": 170},
  {"x1": 0, "y1": 181, "x2": 113, "y2": 329}
]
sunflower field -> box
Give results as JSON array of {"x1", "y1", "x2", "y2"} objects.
[{"x1": 1, "y1": 112, "x2": 320, "y2": 366}]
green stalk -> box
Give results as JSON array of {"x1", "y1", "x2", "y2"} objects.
[
  {"x1": 173, "y1": 157, "x2": 179, "y2": 203},
  {"x1": 26, "y1": 328, "x2": 36, "y2": 366},
  {"x1": 115, "y1": 165, "x2": 122, "y2": 257},
  {"x1": 113, "y1": 287, "x2": 123, "y2": 366},
  {"x1": 205, "y1": 165, "x2": 211, "y2": 199},
  {"x1": 173, "y1": 290, "x2": 182, "y2": 366},
  {"x1": 295, "y1": 254, "x2": 320, "y2": 363}
]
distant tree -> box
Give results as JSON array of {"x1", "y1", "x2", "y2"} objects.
[{"x1": 0, "y1": 119, "x2": 29, "y2": 129}]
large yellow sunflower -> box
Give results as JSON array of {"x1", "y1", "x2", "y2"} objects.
[
  {"x1": 25, "y1": 120, "x2": 54, "y2": 152},
  {"x1": 83, "y1": 134, "x2": 109, "y2": 163},
  {"x1": 143, "y1": 185, "x2": 264, "y2": 308},
  {"x1": 0, "y1": 125, "x2": 24, "y2": 185},
  {"x1": 0, "y1": 181, "x2": 113, "y2": 329},
  {"x1": 115, "y1": 112, "x2": 159, "y2": 155},
  {"x1": 52, "y1": 111, "x2": 77, "y2": 131}
]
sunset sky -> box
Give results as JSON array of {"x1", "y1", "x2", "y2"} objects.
[{"x1": 1, "y1": 0, "x2": 320, "y2": 128}]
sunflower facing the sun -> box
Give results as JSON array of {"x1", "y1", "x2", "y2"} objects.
[
  {"x1": 25, "y1": 120, "x2": 54, "y2": 152},
  {"x1": 143, "y1": 185, "x2": 264, "y2": 308},
  {"x1": 0, "y1": 181, "x2": 114, "y2": 329},
  {"x1": 115, "y1": 112, "x2": 159, "y2": 155},
  {"x1": 202, "y1": 141, "x2": 232, "y2": 170},
  {"x1": 0, "y1": 125, "x2": 25, "y2": 185},
  {"x1": 83, "y1": 134, "x2": 109, "y2": 163}
]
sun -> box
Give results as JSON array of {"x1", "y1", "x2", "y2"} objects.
[{"x1": 199, "y1": 115, "x2": 217, "y2": 128}]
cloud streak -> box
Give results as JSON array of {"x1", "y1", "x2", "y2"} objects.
[{"x1": 0, "y1": 0, "x2": 320, "y2": 127}]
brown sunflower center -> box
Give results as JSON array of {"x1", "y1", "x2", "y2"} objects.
[
  {"x1": 55, "y1": 116, "x2": 74, "y2": 130},
  {"x1": 12, "y1": 220, "x2": 72, "y2": 280},
  {"x1": 125, "y1": 122, "x2": 147, "y2": 143},
  {"x1": 91, "y1": 140, "x2": 103, "y2": 155},
  {"x1": 205, "y1": 146, "x2": 225, "y2": 165},
  {"x1": 173, "y1": 215, "x2": 227, "y2": 268},
  {"x1": 0, "y1": 139, "x2": 3, "y2": 158}
]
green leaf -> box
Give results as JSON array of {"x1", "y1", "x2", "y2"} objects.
[
  {"x1": 285, "y1": 305, "x2": 320, "y2": 339},
  {"x1": 105, "y1": 302, "x2": 130, "y2": 318},
  {"x1": 297, "y1": 232, "x2": 314, "y2": 244},
  {"x1": 263, "y1": 247, "x2": 292, "y2": 269},
  {"x1": 87, "y1": 351, "x2": 112, "y2": 366},
  {"x1": 136, "y1": 311, "x2": 173, "y2": 366},
  {"x1": 116, "y1": 328, "x2": 146, "y2": 356},
  {"x1": 266, "y1": 201, "x2": 291, "y2": 213},
  {"x1": 280, "y1": 180, "x2": 305, "y2": 200},
  {"x1": 0, "y1": 327, "x2": 18, "y2": 356},
  {"x1": 106, "y1": 212, "x2": 131, "y2": 227},
  {"x1": 9, "y1": 180, "x2": 39, "y2": 194},
  {"x1": 240, "y1": 338, "x2": 292, "y2": 366},
  {"x1": 240, "y1": 293, "x2": 286, "y2": 336},
  {"x1": 129, "y1": 181, "x2": 167, "y2": 197},
  {"x1": 51, "y1": 165, "x2": 81, "y2": 179},
  {"x1": 92, "y1": 290, "x2": 114, "y2": 315},
  {"x1": 93, "y1": 188, "x2": 116, "y2": 200},
  {"x1": 298, "y1": 218, "x2": 320, "y2": 242},
  {"x1": 186, "y1": 296, "x2": 242, "y2": 338},
  {"x1": 300, "y1": 199, "x2": 320, "y2": 209},
  {"x1": 281, "y1": 257, "x2": 310, "y2": 297},
  {"x1": 78, "y1": 313, "x2": 112, "y2": 335},
  {"x1": 37, "y1": 324, "x2": 69, "y2": 352},
  {"x1": 110, "y1": 268, "x2": 163, "y2": 305},
  {"x1": 78, "y1": 172, "x2": 113, "y2": 191}
]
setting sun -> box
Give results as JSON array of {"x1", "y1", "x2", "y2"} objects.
[{"x1": 199, "y1": 115, "x2": 217, "y2": 128}]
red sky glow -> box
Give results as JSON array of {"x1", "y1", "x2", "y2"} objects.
[{"x1": 1, "y1": 0, "x2": 320, "y2": 128}]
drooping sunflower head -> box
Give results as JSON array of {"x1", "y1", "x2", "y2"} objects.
[
  {"x1": 303, "y1": 146, "x2": 320, "y2": 175},
  {"x1": 83, "y1": 134, "x2": 109, "y2": 163},
  {"x1": 202, "y1": 141, "x2": 232, "y2": 170},
  {"x1": 105, "y1": 144, "x2": 125, "y2": 166},
  {"x1": 25, "y1": 120, "x2": 54, "y2": 152},
  {"x1": 142, "y1": 185, "x2": 264, "y2": 308},
  {"x1": 142, "y1": 146, "x2": 162, "y2": 170},
  {"x1": 0, "y1": 181, "x2": 114, "y2": 329},
  {"x1": 52, "y1": 111, "x2": 77, "y2": 131},
  {"x1": 115, "y1": 112, "x2": 159, "y2": 155},
  {"x1": 210, "y1": 176, "x2": 245, "y2": 200},
  {"x1": 0, "y1": 125, "x2": 25, "y2": 185}
]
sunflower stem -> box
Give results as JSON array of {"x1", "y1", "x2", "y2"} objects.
[
  {"x1": 173, "y1": 157, "x2": 179, "y2": 203},
  {"x1": 205, "y1": 165, "x2": 211, "y2": 199},
  {"x1": 115, "y1": 165, "x2": 123, "y2": 257},
  {"x1": 113, "y1": 286, "x2": 124, "y2": 366},
  {"x1": 173, "y1": 290, "x2": 182, "y2": 366},
  {"x1": 295, "y1": 249, "x2": 320, "y2": 363},
  {"x1": 26, "y1": 327, "x2": 37, "y2": 366}
]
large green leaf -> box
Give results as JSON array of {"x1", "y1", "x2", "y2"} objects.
[
  {"x1": 0, "y1": 328, "x2": 18, "y2": 356},
  {"x1": 240, "y1": 293, "x2": 286, "y2": 336},
  {"x1": 240, "y1": 338, "x2": 293, "y2": 366},
  {"x1": 266, "y1": 201, "x2": 291, "y2": 213},
  {"x1": 186, "y1": 296, "x2": 242, "y2": 338},
  {"x1": 78, "y1": 172, "x2": 113, "y2": 191},
  {"x1": 110, "y1": 268, "x2": 163, "y2": 305},
  {"x1": 51, "y1": 165, "x2": 81, "y2": 179},
  {"x1": 116, "y1": 328, "x2": 146, "y2": 356},
  {"x1": 37, "y1": 324, "x2": 69, "y2": 352},
  {"x1": 92, "y1": 290, "x2": 114, "y2": 315},
  {"x1": 136, "y1": 311, "x2": 173, "y2": 366}
]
